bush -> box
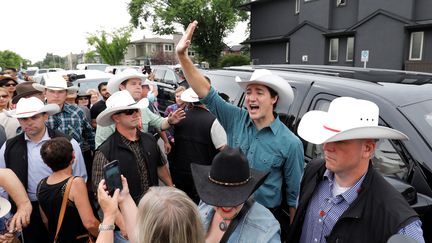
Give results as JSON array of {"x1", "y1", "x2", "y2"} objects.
[{"x1": 220, "y1": 54, "x2": 250, "y2": 67}]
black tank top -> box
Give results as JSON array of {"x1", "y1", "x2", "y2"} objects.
[{"x1": 37, "y1": 177, "x2": 88, "y2": 243}]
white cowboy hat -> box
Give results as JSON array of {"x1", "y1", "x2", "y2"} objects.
[
  {"x1": 96, "y1": 90, "x2": 149, "y2": 127},
  {"x1": 297, "y1": 97, "x2": 408, "y2": 145},
  {"x1": 32, "y1": 73, "x2": 78, "y2": 92},
  {"x1": 180, "y1": 88, "x2": 199, "y2": 103},
  {"x1": 107, "y1": 68, "x2": 148, "y2": 95},
  {"x1": 0, "y1": 197, "x2": 11, "y2": 218},
  {"x1": 6, "y1": 97, "x2": 60, "y2": 118},
  {"x1": 235, "y1": 69, "x2": 294, "y2": 113}
]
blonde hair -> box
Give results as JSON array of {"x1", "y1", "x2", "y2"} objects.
[
  {"x1": 135, "y1": 187, "x2": 205, "y2": 243},
  {"x1": 175, "y1": 86, "x2": 186, "y2": 94}
]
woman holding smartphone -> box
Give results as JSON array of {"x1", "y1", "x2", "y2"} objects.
[{"x1": 37, "y1": 137, "x2": 100, "y2": 242}]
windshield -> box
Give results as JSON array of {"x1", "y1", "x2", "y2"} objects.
[
  {"x1": 399, "y1": 99, "x2": 432, "y2": 147},
  {"x1": 27, "y1": 70, "x2": 36, "y2": 76}
]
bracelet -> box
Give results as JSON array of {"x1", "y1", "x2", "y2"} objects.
[{"x1": 99, "y1": 224, "x2": 115, "y2": 231}]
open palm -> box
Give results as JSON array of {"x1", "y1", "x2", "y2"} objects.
[{"x1": 176, "y1": 21, "x2": 198, "y2": 55}]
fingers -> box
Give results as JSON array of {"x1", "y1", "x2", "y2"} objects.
[{"x1": 185, "y1": 21, "x2": 198, "y2": 41}]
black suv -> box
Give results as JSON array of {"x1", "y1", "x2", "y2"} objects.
[
  {"x1": 152, "y1": 65, "x2": 181, "y2": 114},
  {"x1": 202, "y1": 65, "x2": 432, "y2": 241}
]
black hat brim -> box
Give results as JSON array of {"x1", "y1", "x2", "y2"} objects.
[{"x1": 191, "y1": 163, "x2": 269, "y2": 207}]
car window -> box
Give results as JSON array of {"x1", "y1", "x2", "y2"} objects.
[
  {"x1": 304, "y1": 97, "x2": 408, "y2": 180},
  {"x1": 154, "y1": 69, "x2": 166, "y2": 82},
  {"x1": 163, "y1": 70, "x2": 176, "y2": 84},
  {"x1": 38, "y1": 70, "x2": 47, "y2": 74}
]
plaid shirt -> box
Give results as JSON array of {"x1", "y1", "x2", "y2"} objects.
[
  {"x1": 46, "y1": 103, "x2": 95, "y2": 150},
  {"x1": 300, "y1": 170, "x2": 424, "y2": 243}
]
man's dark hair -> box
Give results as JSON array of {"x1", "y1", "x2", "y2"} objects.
[
  {"x1": 98, "y1": 82, "x2": 108, "y2": 92},
  {"x1": 40, "y1": 137, "x2": 73, "y2": 172},
  {"x1": 267, "y1": 86, "x2": 279, "y2": 109},
  {"x1": 4, "y1": 67, "x2": 17, "y2": 73}
]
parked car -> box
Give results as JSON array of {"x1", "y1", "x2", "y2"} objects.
[
  {"x1": 65, "y1": 70, "x2": 113, "y2": 93},
  {"x1": 104, "y1": 65, "x2": 141, "y2": 74},
  {"x1": 31, "y1": 68, "x2": 65, "y2": 82},
  {"x1": 76, "y1": 63, "x2": 109, "y2": 72},
  {"x1": 151, "y1": 65, "x2": 182, "y2": 114},
  {"x1": 201, "y1": 65, "x2": 432, "y2": 241}
]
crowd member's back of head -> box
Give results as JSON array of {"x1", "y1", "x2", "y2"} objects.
[{"x1": 136, "y1": 186, "x2": 204, "y2": 243}]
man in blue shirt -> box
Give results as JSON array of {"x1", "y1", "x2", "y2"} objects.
[
  {"x1": 0, "y1": 97, "x2": 87, "y2": 243},
  {"x1": 289, "y1": 97, "x2": 424, "y2": 243},
  {"x1": 176, "y1": 21, "x2": 304, "y2": 226}
]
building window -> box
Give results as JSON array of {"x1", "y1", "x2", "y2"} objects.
[
  {"x1": 295, "y1": 0, "x2": 300, "y2": 14},
  {"x1": 163, "y1": 44, "x2": 173, "y2": 52},
  {"x1": 285, "y1": 42, "x2": 290, "y2": 63},
  {"x1": 346, "y1": 37, "x2": 354, "y2": 61},
  {"x1": 337, "y1": 0, "x2": 346, "y2": 6},
  {"x1": 409, "y1": 31, "x2": 424, "y2": 60},
  {"x1": 329, "y1": 38, "x2": 339, "y2": 62}
]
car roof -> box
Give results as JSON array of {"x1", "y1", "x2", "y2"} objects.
[{"x1": 224, "y1": 65, "x2": 432, "y2": 107}]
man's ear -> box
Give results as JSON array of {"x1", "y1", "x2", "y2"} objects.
[
  {"x1": 271, "y1": 95, "x2": 278, "y2": 105},
  {"x1": 71, "y1": 151, "x2": 75, "y2": 164},
  {"x1": 362, "y1": 139, "x2": 376, "y2": 159},
  {"x1": 119, "y1": 84, "x2": 126, "y2": 91}
]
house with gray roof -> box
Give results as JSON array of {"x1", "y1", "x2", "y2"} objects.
[{"x1": 240, "y1": 0, "x2": 432, "y2": 72}]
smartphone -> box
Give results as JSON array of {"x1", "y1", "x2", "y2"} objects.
[{"x1": 103, "y1": 160, "x2": 123, "y2": 195}]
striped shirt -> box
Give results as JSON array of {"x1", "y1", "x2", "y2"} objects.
[{"x1": 300, "y1": 170, "x2": 424, "y2": 243}]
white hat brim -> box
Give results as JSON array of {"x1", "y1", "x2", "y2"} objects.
[
  {"x1": 298, "y1": 110, "x2": 408, "y2": 145},
  {"x1": 0, "y1": 197, "x2": 11, "y2": 218},
  {"x1": 236, "y1": 74, "x2": 294, "y2": 114},
  {"x1": 107, "y1": 73, "x2": 147, "y2": 95},
  {"x1": 6, "y1": 104, "x2": 60, "y2": 118},
  {"x1": 96, "y1": 98, "x2": 149, "y2": 127},
  {"x1": 32, "y1": 83, "x2": 78, "y2": 92},
  {"x1": 180, "y1": 88, "x2": 199, "y2": 103}
]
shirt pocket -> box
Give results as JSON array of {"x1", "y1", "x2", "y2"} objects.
[
  {"x1": 259, "y1": 153, "x2": 283, "y2": 171},
  {"x1": 233, "y1": 138, "x2": 249, "y2": 153}
]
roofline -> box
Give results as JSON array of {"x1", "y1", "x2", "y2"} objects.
[
  {"x1": 242, "y1": 35, "x2": 289, "y2": 44},
  {"x1": 347, "y1": 9, "x2": 414, "y2": 31}
]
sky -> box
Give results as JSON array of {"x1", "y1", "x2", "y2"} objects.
[{"x1": 0, "y1": 0, "x2": 248, "y2": 63}]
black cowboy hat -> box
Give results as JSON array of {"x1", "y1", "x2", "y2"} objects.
[{"x1": 191, "y1": 147, "x2": 269, "y2": 207}]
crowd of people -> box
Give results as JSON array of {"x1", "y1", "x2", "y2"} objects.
[{"x1": 0, "y1": 20, "x2": 426, "y2": 243}]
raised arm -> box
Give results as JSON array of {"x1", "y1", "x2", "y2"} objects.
[{"x1": 176, "y1": 21, "x2": 211, "y2": 98}]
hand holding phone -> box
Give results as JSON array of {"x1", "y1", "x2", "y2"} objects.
[{"x1": 103, "y1": 160, "x2": 123, "y2": 196}]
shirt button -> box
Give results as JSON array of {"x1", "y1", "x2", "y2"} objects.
[
  {"x1": 318, "y1": 219, "x2": 322, "y2": 223},
  {"x1": 314, "y1": 238, "x2": 318, "y2": 242}
]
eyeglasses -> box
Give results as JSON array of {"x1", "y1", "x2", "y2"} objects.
[
  {"x1": 4, "y1": 83, "x2": 16, "y2": 87},
  {"x1": 0, "y1": 95, "x2": 8, "y2": 99},
  {"x1": 115, "y1": 109, "x2": 139, "y2": 116}
]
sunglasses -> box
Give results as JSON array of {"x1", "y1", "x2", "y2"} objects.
[
  {"x1": 115, "y1": 109, "x2": 139, "y2": 116},
  {"x1": 4, "y1": 83, "x2": 16, "y2": 87},
  {"x1": 0, "y1": 95, "x2": 8, "y2": 99}
]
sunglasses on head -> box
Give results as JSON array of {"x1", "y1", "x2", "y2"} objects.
[{"x1": 115, "y1": 109, "x2": 139, "y2": 116}]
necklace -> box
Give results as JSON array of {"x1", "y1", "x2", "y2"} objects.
[{"x1": 218, "y1": 208, "x2": 240, "y2": 232}]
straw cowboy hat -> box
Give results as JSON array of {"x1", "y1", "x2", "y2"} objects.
[
  {"x1": 33, "y1": 73, "x2": 78, "y2": 92},
  {"x1": 180, "y1": 88, "x2": 199, "y2": 103},
  {"x1": 0, "y1": 197, "x2": 11, "y2": 218},
  {"x1": 297, "y1": 97, "x2": 408, "y2": 145},
  {"x1": 96, "y1": 90, "x2": 149, "y2": 127},
  {"x1": 12, "y1": 81, "x2": 43, "y2": 104},
  {"x1": 6, "y1": 97, "x2": 60, "y2": 118},
  {"x1": 107, "y1": 68, "x2": 148, "y2": 95},
  {"x1": 235, "y1": 69, "x2": 294, "y2": 113},
  {"x1": 191, "y1": 147, "x2": 269, "y2": 207}
]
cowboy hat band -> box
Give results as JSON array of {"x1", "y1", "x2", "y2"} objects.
[
  {"x1": 191, "y1": 147, "x2": 269, "y2": 207},
  {"x1": 297, "y1": 97, "x2": 408, "y2": 145}
]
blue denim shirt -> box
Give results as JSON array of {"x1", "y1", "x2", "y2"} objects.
[
  {"x1": 199, "y1": 202, "x2": 281, "y2": 243},
  {"x1": 201, "y1": 87, "x2": 304, "y2": 208}
]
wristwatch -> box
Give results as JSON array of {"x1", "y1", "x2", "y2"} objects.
[{"x1": 99, "y1": 224, "x2": 115, "y2": 231}]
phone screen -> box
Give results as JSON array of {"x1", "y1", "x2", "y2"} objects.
[{"x1": 103, "y1": 160, "x2": 123, "y2": 195}]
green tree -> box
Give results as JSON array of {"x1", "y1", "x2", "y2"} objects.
[
  {"x1": 128, "y1": 0, "x2": 248, "y2": 67},
  {"x1": 84, "y1": 50, "x2": 98, "y2": 63},
  {"x1": 220, "y1": 54, "x2": 250, "y2": 67},
  {"x1": 35, "y1": 53, "x2": 66, "y2": 68},
  {"x1": 0, "y1": 50, "x2": 24, "y2": 69},
  {"x1": 87, "y1": 27, "x2": 132, "y2": 65}
]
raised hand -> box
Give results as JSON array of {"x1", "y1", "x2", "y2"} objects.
[{"x1": 176, "y1": 21, "x2": 198, "y2": 56}]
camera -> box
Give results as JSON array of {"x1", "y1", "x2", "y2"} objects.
[{"x1": 67, "y1": 73, "x2": 86, "y2": 82}]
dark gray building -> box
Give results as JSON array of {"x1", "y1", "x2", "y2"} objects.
[{"x1": 241, "y1": 0, "x2": 432, "y2": 72}]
